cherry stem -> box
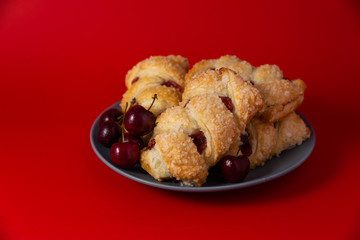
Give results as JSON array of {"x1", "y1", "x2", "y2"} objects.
[
  {"x1": 130, "y1": 98, "x2": 136, "y2": 107},
  {"x1": 121, "y1": 102, "x2": 129, "y2": 143},
  {"x1": 236, "y1": 146, "x2": 241, "y2": 156},
  {"x1": 116, "y1": 115, "x2": 124, "y2": 123},
  {"x1": 147, "y1": 94, "x2": 158, "y2": 111},
  {"x1": 124, "y1": 102, "x2": 129, "y2": 113}
]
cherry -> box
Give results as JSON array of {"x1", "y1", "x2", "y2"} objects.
[
  {"x1": 161, "y1": 80, "x2": 183, "y2": 92},
  {"x1": 220, "y1": 156, "x2": 250, "y2": 183},
  {"x1": 110, "y1": 142, "x2": 140, "y2": 168},
  {"x1": 124, "y1": 104, "x2": 156, "y2": 136},
  {"x1": 190, "y1": 131, "x2": 207, "y2": 154},
  {"x1": 119, "y1": 132, "x2": 144, "y2": 149},
  {"x1": 97, "y1": 122, "x2": 121, "y2": 147},
  {"x1": 99, "y1": 108, "x2": 123, "y2": 126},
  {"x1": 219, "y1": 96, "x2": 234, "y2": 112}
]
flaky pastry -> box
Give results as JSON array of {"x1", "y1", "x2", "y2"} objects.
[
  {"x1": 121, "y1": 55, "x2": 189, "y2": 116},
  {"x1": 234, "y1": 112, "x2": 311, "y2": 168},
  {"x1": 140, "y1": 68, "x2": 263, "y2": 186},
  {"x1": 185, "y1": 55, "x2": 306, "y2": 122}
]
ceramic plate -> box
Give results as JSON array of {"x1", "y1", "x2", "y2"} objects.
[{"x1": 90, "y1": 101, "x2": 315, "y2": 192}]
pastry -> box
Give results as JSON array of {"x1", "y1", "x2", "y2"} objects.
[
  {"x1": 121, "y1": 55, "x2": 189, "y2": 116},
  {"x1": 234, "y1": 112, "x2": 311, "y2": 168},
  {"x1": 182, "y1": 67, "x2": 264, "y2": 132},
  {"x1": 140, "y1": 68, "x2": 263, "y2": 186},
  {"x1": 185, "y1": 55, "x2": 306, "y2": 122}
]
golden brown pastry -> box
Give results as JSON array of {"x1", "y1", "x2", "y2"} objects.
[
  {"x1": 121, "y1": 55, "x2": 189, "y2": 116},
  {"x1": 253, "y1": 65, "x2": 306, "y2": 122},
  {"x1": 182, "y1": 67, "x2": 264, "y2": 132},
  {"x1": 185, "y1": 55, "x2": 306, "y2": 122},
  {"x1": 140, "y1": 68, "x2": 263, "y2": 186},
  {"x1": 185, "y1": 55, "x2": 254, "y2": 82},
  {"x1": 235, "y1": 112, "x2": 311, "y2": 169}
]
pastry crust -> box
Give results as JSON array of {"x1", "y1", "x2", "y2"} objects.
[
  {"x1": 251, "y1": 64, "x2": 283, "y2": 84},
  {"x1": 256, "y1": 79, "x2": 306, "y2": 122},
  {"x1": 274, "y1": 112, "x2": 311, "y2": 155},
  {"x1": 140, "y1": 68, "x2": 262, "y2": 186},
  {"x1": 246, "y1": 118, "x2": 277, "y2": 169},
  {"x1": 125, "y1": 55, "x2": 189, "y2": 89},
  {"x1": 121, "y1": 55, "x2": 189, "y2": 116},
  {"x1": 186, "y1": 55, "x2": 253, "y2": 82},
  {"x1": 182, "y1": 67, "x2": 264, "y2": 132},
  {"x1": 185, "y1": 55, "x2": 306, "y2": 122},
  {"x1": 234, "y1": 112, "x2": 311, "y2": 169}
]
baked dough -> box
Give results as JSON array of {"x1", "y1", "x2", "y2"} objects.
[
  {"x1": 121, "y1": 55, "x2": 189, "y2": 116},
  {"x1": 140, "y1": 68, "x2": 263, "y2": 186},
  {"x1": 182, "y1": 67, "x2": 264, "y2": 132},
  {"x1": 234, "y1": 112, "x2": 311, "y2": 169},
  {"x1": 185, "y1": 55, "x2": 306, "y2": 122}
]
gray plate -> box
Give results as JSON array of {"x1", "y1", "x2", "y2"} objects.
[{"x1": 90, "y1": 101, "x2": 315, "y2": 192}]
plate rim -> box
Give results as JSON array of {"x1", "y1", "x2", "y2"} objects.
[{"x1": 90, "y1": 101, "x2": 316, "y2": 192}]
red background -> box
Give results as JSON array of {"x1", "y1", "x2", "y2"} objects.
[{"x1": 1, "y1": 0, "x2": 360, "y2": 239}]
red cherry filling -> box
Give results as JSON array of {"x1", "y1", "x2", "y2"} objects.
[
  {"x1": 131, "y1": 77, "x2": 139, "y2": 84},
  {"x1": 190, "y1": 131, "x2": 207, "y2": 154},
  {"x1": 161, "y1": 80, "x2": 183, "y2": 92},
  {"x1": 239, "y1": 133, "x2": 252, "y2": 157},
  {"x1": 147, "y1": 138, "x2": 156, "y2": 150},
  {"x1": 219, "y1": 96, "x2": 234, "y2": 112}
]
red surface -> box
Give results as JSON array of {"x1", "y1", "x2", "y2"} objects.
[{"x1": 1, "y1": 0, "x2": 360, "y2": 239}]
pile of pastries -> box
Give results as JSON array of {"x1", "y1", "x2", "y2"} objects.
[{"x1": 120, "y1": 55, "x2": 311, "y2": 186}]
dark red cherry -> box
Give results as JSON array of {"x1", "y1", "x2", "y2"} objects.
[
  {"x1": 110, "y1": 142, "x2": 140, "y2": 168},
  {"x1": 119, "y1": 132, "x2": 144, "y2": 149},
  {"x1": 220, "y1": 156, "x2": 250, "y2": 183},
  {"x1": 161, "y1": 80, "x2": 183, "y2": 92},
  {"x1": 124, "y1": 105, "x2": 156, "y2": 136},
  {"x1": 219, "y1": 96, "x2": 234, "y2": 112},
  {"x1": 97, "y1": 122, "x2": 121, "y2": 147},
  {"x1": 190, "y1": 131, "x2": 207, "y2": 154},
  {"x1": 99, "y1": 108, "x2": 123, "y2": 126}
]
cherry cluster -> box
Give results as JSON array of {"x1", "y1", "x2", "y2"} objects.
[{"x1": 97, "y1": 96, "x2": 157, "y2": 168}]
